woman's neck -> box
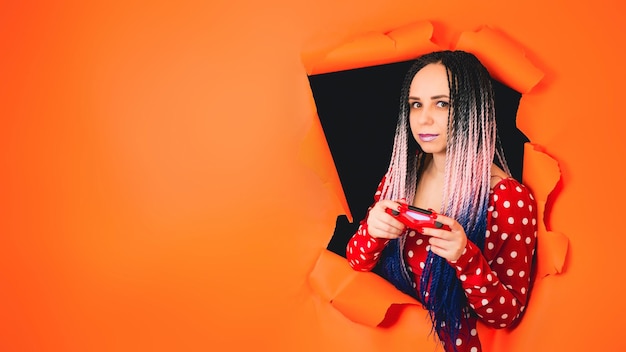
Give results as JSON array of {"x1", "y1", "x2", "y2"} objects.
[
  {"x1": 413, "y1": 154, "x2": 446, "y2": 211},
  {"x1": 425, "y1": 153, "x2": 446, "y2": 177}
]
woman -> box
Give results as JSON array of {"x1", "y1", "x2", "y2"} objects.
[{"x1": 346, "y1": 51, "x2": 537, "y2": 352}]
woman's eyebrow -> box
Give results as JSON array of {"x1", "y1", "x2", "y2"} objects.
[{"x1": 408, "y1": 95, "x2": 449, "y2": 100}]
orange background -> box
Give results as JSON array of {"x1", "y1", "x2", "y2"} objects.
[{"x1": 1, "y1": 1, "x2": 625, "y2": 351}]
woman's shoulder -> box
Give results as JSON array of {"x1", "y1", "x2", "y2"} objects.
[
  {"x1": 489, "y1": 176, "x2": 536, "y2": 213},
  {"x1": 489, "y1": 165, "x2": 535, "y2": 202},
  {"x1": 491, "y1": 177, "x2": 527, "y2": 193},
  {"x1": 489, "y1": 164, "x2": 510, "y2": 189}
]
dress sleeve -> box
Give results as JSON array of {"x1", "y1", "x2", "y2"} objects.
[
  {"x1": 346, "y1": 177, "x2": 390, "y2": 271},
  {"x1": 448, "y1": 179, "x2": 538, "y2": 329}
]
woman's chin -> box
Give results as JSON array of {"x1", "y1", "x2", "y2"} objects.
[{"x1": 417, "y1": 144, "x2": 445, "y2": 155}]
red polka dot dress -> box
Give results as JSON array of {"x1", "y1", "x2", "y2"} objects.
[{"x1": 346, "y1": 177, "x2": 538, "y2": 352}]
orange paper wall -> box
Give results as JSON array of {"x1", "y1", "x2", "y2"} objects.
[{"x1": 1, "y1": 1, "x2": 625, "y2": 351}]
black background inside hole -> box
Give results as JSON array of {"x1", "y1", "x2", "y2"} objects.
[{"x1": 307, "y1": 60, "x2": 528, "y2": 257}]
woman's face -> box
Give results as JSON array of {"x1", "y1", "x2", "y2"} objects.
[{"x1": 408, "y1": 63, "x2": 450, "y2": 156}]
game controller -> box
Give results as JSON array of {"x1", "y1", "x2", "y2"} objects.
[{"x1": 385, "y1": 204, "x2": 451, "y2": 231}]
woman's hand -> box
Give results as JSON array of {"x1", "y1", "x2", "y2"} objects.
[
  {"x1": 366, "y1": 199, "x2": 406, "y2": 239},
  {"x1": 421, "y1": 213, "x2": 467, "y2": 262}
]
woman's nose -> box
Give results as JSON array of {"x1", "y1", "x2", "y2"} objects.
[{"x1": 413, "y1": 107, "x2": 432, "y2": 124}]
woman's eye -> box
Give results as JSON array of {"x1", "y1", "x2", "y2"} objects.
[
  {"x1": 410, "y1": 102, "x2": 421, "y2": 109},
  {"x1": 436, "y1": 101, "x2": 449, "y2": 108}
]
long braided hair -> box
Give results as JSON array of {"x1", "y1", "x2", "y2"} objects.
[{"x1": 378, "y1": 51, "x2": 510, "y2": 349}]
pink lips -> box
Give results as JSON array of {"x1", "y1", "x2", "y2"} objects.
[{"x1": 418, "y1": 134, "x2": 438, "y2": 142}]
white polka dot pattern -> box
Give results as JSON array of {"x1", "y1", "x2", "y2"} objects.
[{"x1": 346, "y1": 177, "x2": 538, "y2": 352}]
